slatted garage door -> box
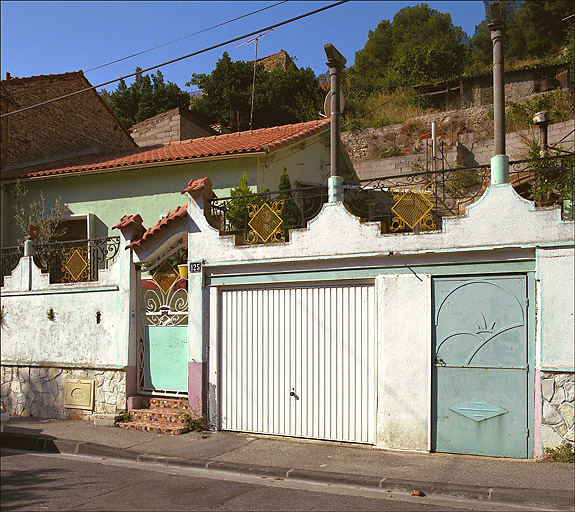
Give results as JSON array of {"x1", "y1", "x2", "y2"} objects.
[{"x1": 220, "y1": 284, "x2": 376, "y2": 444}]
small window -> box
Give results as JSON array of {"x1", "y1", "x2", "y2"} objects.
[{"x1": 57, "y1": 216, "x2": 88, "y2": 242}]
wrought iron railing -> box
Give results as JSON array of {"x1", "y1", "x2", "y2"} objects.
[
  {"x1": 508, "y1": 153, "x2": 574, "y2": 210},
  {"x1": 209, "y1": 155, "x2": 573, "y2": 244},
  {"x1": 210, "y1": 186, "x2": 328, "y2": 244},
  {"x1": 1, "y1": 246, "x2": 24, "y2": 287},
  {"x1": 34, "y1": 236, "x2": 121, "y2": 284},
  {"x1": 346, "y1": 164, "x2": 492, "y2": 232}
]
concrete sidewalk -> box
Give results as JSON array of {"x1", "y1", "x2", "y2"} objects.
[{"x1": 1, "y1": 417, "x2": 574, "y2": 510}]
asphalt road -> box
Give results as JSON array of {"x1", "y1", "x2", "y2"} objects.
[{"x1": 0, "y1": 449, "x2": 551, "y2": 511}]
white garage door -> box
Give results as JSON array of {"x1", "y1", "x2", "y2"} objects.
[{"x1": 220, "y1": 284, "x2": 376, "y2": 444}]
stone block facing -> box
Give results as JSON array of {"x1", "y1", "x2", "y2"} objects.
[
  {"x1": 0, "y1": 364, "x2": 127, "y2": 420},
  {"x1": 541, "y1": 371, "x2": 574, "y2": 449}
]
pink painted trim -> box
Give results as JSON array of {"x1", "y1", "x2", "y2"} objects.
[
  {"x1": 125, "y1": 365, "x2": 138, "y2": 397},
  {"x1": 188, "y1": 362, "x2": 205, "y2": 412},
  {"x1": 533, "y1": 369, "x2": 542, "y2": 458}
]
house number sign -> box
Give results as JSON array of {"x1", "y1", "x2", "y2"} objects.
[{"x1": 189, "y1": 261, "x2": 202, "y2": 273}]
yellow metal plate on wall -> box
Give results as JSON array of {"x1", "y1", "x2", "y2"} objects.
[{"x1": 64, "y1": 379, "x2": 95, "y2": 410}]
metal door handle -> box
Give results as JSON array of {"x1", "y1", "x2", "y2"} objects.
[
  {"x1": 290, "y1": 389, "x2": 296, "y2": 397},
  {"x1": 434, "y1": 357, "x2": 446, "y2": 366}
]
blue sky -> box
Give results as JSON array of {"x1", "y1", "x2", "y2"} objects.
[{"x1": 1, "y1": 1, "x2": 487, "y2": 93}]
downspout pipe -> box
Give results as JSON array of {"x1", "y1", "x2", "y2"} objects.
[
  {"x1": 489, "y1": 2, "x2": 509, "y2": 184},
  {"x1": 324, "y1": 43, "x2": 347, "y2": 202}
]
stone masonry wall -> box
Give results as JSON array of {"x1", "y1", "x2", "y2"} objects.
[
  {"x1": 541, "y1": 371, "x2": 574, "y2": 449},
  {"x1": 1, "y1": 364, "x2": 126, "y2": 420},
  {"x1": 348, "y1": 120, "x2": 574, "y2": 180},
  {"x1": 1, "y1": 72, "x2": 136, "y2": 169}
]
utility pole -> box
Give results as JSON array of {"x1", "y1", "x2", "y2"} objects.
[
  {"x1": 324, "y1": 43, "x2": 346, "y2": 202},
  {"x1": 489, "y1": 1, "x2": 509, "y2": 184}
]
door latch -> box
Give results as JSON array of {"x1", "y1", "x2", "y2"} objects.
[
  {"x1": 290, "y1": 388, "x2": 296, "y2": 397},
  {"x1": 434, "y1": 357, "x2": 446, "y2": 366}
]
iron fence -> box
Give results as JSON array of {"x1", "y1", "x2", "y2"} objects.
[
  {"x1": 346, "y1": 165, "x2": 491, "y2": 232},
  {"x1": 509, "y1": 153, "x2": 574, "y2": 209},
  {"x1": 209, "y1": 154, "x2": 573, "y2": 244},
  {"x1": 0, "y1": 246, "x2": 24, "y2": 287},
  {"x1": 33, "y1": 236, "x2": 121, "y2": 284},
  {"x1": 209, "y1": 187, "x2": 328, "y2": 244}
]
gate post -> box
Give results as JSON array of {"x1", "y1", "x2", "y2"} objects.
[{"x1": 113, "y1": 215, "x2": 145, "y2": 403}]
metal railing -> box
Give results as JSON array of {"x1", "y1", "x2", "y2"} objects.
[
  {"x1": 34, "y1": 236, "x2": 121, "y2": 284},
  {"x1": 209, "y1": 187, "x2": 328, "y2": 244},
  {"x1": 0, "y1": 246, "x2": 24, "y2": 287},
  {"x1": 209, "y1": 154, "x2": 573, "y2": 244},
  {"x1": 346, "y1": 165, "x2": 491, "y2": 232},
  {"x1": 1, "y1": 237, "x2": 121, "y2": 285}
]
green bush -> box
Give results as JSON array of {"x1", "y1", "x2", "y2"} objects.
[
  {"x1": 544, "y1": 442, "x2": 575, "y2": 463},
  {"x1": 179, "y1": 412, "x2": 204, "y2": 432},
  {"x1": 506, "y1": 89, "x2": 574, "y2": 133},
  {"x1": 115, "y1": 411, "x2": 132, "y2": 423}
]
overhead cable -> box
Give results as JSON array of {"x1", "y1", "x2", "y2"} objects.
[
  {"x1": 2, "y1": 0, "x2": 348, "y2": 119},
  {"x1": 85, "y1": 1, "x2": 287, "y2": 73}
]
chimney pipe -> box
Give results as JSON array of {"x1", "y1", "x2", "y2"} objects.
[{"x1": 533, "y1": 110, "x2": 550, "y2": 157}]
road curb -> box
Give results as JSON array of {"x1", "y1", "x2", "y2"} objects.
[{"x1": 2, "y1": 431, "x2": 573, "y2": 510}]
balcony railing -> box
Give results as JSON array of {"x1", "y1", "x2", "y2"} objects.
[
  {"x1": 35, "y1": 237, "x2": 121, "y2": 284},
  {"x1": 209, "y1": 187, "x2": 328, "y2": 244},
  {"x1": 1, "y1": 237, "x2": 121, "y2": 286},
  {"x1": 0, "y1": 246, "x2": 24, "y2": 287},
  {"x1": 208, "y1": 155, "x2": 573, "y2": 244}
]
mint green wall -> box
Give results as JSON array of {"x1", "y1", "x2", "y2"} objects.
[
  {"x1": 258, "y1": 132, "x2": 356, "y2": 192},
  {"x1": 1, "y1": 134, "x2": 356, "y2": 246},
  {"x1": 258, "y1": 133, "x2": 330, "y2": 191},
  {"x1": 1, "y1": 157, "x2": 259, "y2": 245}
]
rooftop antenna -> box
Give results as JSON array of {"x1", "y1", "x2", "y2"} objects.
[{"x1": 236, "y1": 28, "x2": 273, "y2": 130}]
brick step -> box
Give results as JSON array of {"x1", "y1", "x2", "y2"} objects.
[
  {"x1": 131, "y1": 407, "x2": 188, "y2": 423},
  {"x1": 148, "y1": 398, "x2": 189, "y2": 411},
  {"x1": 118, "y1": 420, "x2": 189, "y2": 435}
]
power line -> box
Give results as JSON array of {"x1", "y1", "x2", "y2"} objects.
[
  {"x1": 85, "y1": 1, "x2": 287, "y2": 73},
  {"x1": 2, "y1": 0, "x2": 348, "y2": 119}
]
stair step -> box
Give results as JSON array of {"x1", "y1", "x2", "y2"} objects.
[
  {"x1": 118, "y1": 420, "x2": 189, "y2": 435},
  {"x1": 148, "y1": 398, "x2": 189, "y2": 410},
  {"x1": 131, "y1": 408, "x2": 188, "y2": 423}
]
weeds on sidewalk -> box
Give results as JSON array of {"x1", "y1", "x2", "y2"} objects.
[
  {"x1": 543, "y1": 442, "x2": 575, "y2": 463},
  {"x1": 179, "y1": 399, "x2": 204, "y2": 432},
  {"x1": 115, "y1": 411, "x2": 132, "y2": 423}
]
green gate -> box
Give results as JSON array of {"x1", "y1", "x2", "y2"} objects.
[
  {"x1": 139, "y1": 255, "x2": 188, "y2": 395},
  {"x1": 432, "y1": 275, "x2": 530, "y2": 458}
]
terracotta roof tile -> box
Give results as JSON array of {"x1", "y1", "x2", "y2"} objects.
[
  {"x1": 1, "y1": 71, "x2": 84, "y2": 84},
  {"x1": 2, "y1": 119, "x2": 331, "y2": 181},
  {"x1": 181, "y1": 177, "x2": 209, "y2": 195},
  {"x1": 112, "y1": 214, "x2": 144, "y2": 230},
  {"x1": 127, "y1": 205, "x2": 188, "y2": 249}
]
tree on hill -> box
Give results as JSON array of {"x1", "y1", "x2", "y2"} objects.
[
  {"x1": 100, "y1": 68, "x2": 191, "y2": 129},
  {"x1": 187, "y1": 52, "x2": 324, "y2": 131},
  {"x1": 469, "y1": 1, "x2": 574, "y2": 67},
  {"x1": 350, "y1": 3, "x2": 470, "y2": 93}
]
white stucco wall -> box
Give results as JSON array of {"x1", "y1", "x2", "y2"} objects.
[
  {"x1": 376, "y1": 274, "x2": 432, "y2": 451},
  {"x1": 183, "y1": 181, "x2": 573, "y2": 452},
  {"x1": 187, "y1": 185, "x2": 573, "y2": 264},
  {"x1": 1, "y1": 240, "x2": 134, "y2": 368},
  {"x1": 537, "y1": 247, "x2": 575, "y2": 369}
]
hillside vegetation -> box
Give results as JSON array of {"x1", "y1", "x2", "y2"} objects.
[
  {"x1": 101, "y1": 2, "x2": 574, "y2": 135},
  {"x1": 341, "y1": 1, "x2": 574, "y2": 133}
]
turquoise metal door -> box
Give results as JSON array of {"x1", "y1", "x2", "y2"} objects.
[
  {"x1": 432, "y1": 275, "x2": 529, "y2": 458},
  {"x1": 144, "y1": 326, "x2": 187, "y2": 392},
  {"x1": 138, "y1": 258, "x2": 188, "y2": 395}
]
